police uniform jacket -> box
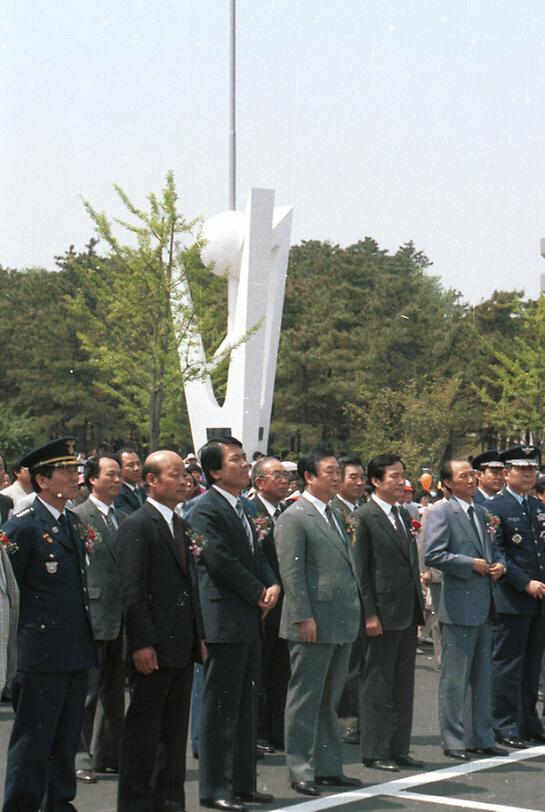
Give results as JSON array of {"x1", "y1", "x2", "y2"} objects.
[
  {"x1": 489, "y1": 489, "x2": 545, "y2": 615},
  {"x1": 1, "y1": 498, "x2": 97, "y2": 672}
]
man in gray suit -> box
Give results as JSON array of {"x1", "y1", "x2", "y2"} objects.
[
  {"x1": 74, "y1": 453, "x2": 127, "y2": 782},
  {"x1": 424, "y1": 458, "x2": 508, "y2": 760},
  {"x1": 276, "y1": 448, "x2": 363, "y2": 797}
]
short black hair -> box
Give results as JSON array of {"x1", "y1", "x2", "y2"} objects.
[
  {"x1": 84, "y1": 453, "x2": 119, "y2": 491},
  {"x1": 11, "y1": 463, "x2": 23, "y2": 478},
  {"x1": 536, "y1": 476, "x2": 545, "y2": 495},
  {"x1": 186, "y1": 463, "x2": 202, "y2": 475},
  {"x1": 115, "y1": 447, "x2": 140, "y2": 466},
  {"x1": 199, "y1": 436, "x2": 243, "y2": 488},
  {"x1": 439, "y1": 458, "x2": 470, "y2": 491},
  {"x1": 338, "y1": 454, "x2": 364, "y2": 480},
  {"x1": 367, "y1": 453, "x2": 404, "y2": 490},
  {"x1": 297, "y1": 447, "x2": 336, "y2": 482}
]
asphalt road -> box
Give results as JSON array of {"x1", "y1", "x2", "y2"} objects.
[{"x1": 1, "y1": 647, "x2": 545, "y2": 811}]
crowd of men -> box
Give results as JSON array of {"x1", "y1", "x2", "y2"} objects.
[{"x1": 1, "y1": 436, "x2": 545, "y2": 812}]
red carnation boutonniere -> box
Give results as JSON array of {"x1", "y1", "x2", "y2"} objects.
[
  {"x1": 345, "y1": 514, "x2": 360, "y2": 545},
  {"x1": 187, "y1": 528, "x2": 207, "y2": 558},
  {"x1": 79, "y1": 522, "x2": 101, "y2": 555},
  {"x1": 484, "y1": 512, "x2": 501, "y2": 538},
  {"x1": 252, "y1": 515, "x2": 272, "y2": 542},
  {"x1": 0, "y1": 530, "x2": 18, "y2": 554},
  {"x1": 410, "y1": 519, "x2": 422, "y2": 538}
]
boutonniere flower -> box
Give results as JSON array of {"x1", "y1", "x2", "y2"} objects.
[
  {"x1": 187, "y1": 528, "x2": 207, "y2": 558},
  {"x1": 484, "y1": 512, "x2": 501, "y2": 537},
  {"x1": 79, "y1": 521, "x2": 100, "y2": 555},
  {"x1": 252, "y1": 515, "x2": 272, "y2": 542},
  {"x1": 345, "y1": 514, "x2": 360, "y2": 545},
  {"x1": 0, "y1": 530, "x2": 18, "y2": 554}
]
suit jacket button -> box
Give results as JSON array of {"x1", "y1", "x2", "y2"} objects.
[{"x1": 40, "y1": 624, "x2": 46, "y2": 630}]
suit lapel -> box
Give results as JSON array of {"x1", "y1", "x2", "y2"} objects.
[
  {"x1": 299, "y1": 499, "x2": 352, "y2": 563},
  {"x1": 450, "y1": 499, "x2": 486, "y2": 558},
  {"x1": 34, "y1": 499, "x2": 73, "y2": 552},
  {"x1": 85, "y1": 502, "x2": 117, "y2": 563},
  {"x1": 210, "y1": 489, "x2": 257, "y2": 571},
  {"x1": 144, "y1": 503, "x2": 187, "y2": 573},
  {"x1": 369, "y1": 501, "x2": 411, "y2": 561}
]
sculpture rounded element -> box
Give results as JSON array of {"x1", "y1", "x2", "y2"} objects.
[{"x1": 201, "y1": 210, "x2": 246, "y2": 279}]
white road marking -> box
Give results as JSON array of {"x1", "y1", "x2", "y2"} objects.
[
  {"x1": 282, "y1": 746, "x2": 545, "y2": 811},
  {"x1": 398, "y1": 791, "x2": 541, "y2": 812}
]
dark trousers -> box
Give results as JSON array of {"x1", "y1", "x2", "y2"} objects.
[
  {"x1": 337, "y1": 632, "x2": 366, "y2": 723},
  {"x1": 492, "y1": 613, "x2": 545, "y2": 738},
  {"x1": 258, "y1": 624, "x2": 290, "y2": 748},
  {"x1": 117, "y1": 663, "x2": 193, "y2": 812},
  {"x1": 359, "y1": 621, "x2": 418, "y2": 760},
  {"x1": 76, "y1": 635, "x2": 125, "y2": 770},
  {"x1": 3, "y1": 669, "x2": 88, "y2": 812},
  {"x1": 199, "y1": 640, "x2": 261, "y2": 802}
]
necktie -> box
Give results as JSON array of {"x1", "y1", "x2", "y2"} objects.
[
  {"x1": 467, "y1": 506, "x2": 481, "y2": 543},
  {"x1": 172, "y1": 513, "x2": 188, "y2": 574},
  {"x1": 58, "y1": 513, "x2": 73, "y2": 546},
  {"x1": 391, "y1": 505, "x2": 408, "y2": 542},
  {"x1": 104, "y1": 507, "x2": 116, "y2": 533},
  {"x1": 135, "y1": 487, "x2": 143, "y2": 506},
  {"x1": 272, "y1": 506, "x2": 282, "y2": 524},
  {"x1": 522, "y1": 497, "x2": 530, "y2": 515},
  {"x1": 236, "y1": 499, "x2": 254, "y2": 553},
  {"x1": 325, "y1": 505, "x2": 346, "y2": 545}
]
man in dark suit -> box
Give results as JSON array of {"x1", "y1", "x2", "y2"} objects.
[
  {"x1": 472, "y1": 450, "x2": 504, "y2": 505},
  {"x1": 250, "y1": 455, "x2": 290, "y2": 752},
  {"x1": 332, "y1": 454, "x2": 366, "y2": 745},
  {"x1": 1, "y1": 437, "x2": 97, "y2": 811},
  {"x1": 488, "y1": 445, "x2": 545, "y2": 748},
  {"x1": 73, "y1": 454, "x2": 127, "y2": 783},
  {"x1": 355, "y1": 452, "x2": 425, "y2": 772},
  {"x1": 114, "y1": 448, "x2": 146, "y2": 513},
  {"x1": 276, "y1": 448, "x2": 363, "y2": 797},
  {"x1": 191, "y1": 437, "x2": 280, "y2": 812},
  {"x1": 0, "y1": 492, "x2": 13, "y2": 523},
  {"x1": 425, "y1": 458, "x2": 508, "y2": 760},
  {"x1": 117, "y1": 450, "x2": 203, "y2": 812}
]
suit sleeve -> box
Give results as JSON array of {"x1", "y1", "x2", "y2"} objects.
[
  {"x1": 118, "y1": 514, "x2": 157, "y2": 653},
  {"x1": 424, "y1": 504, "x2": 475, "y2": 579},
  {"x1": 275, "y1": 509, "x2": 313, "y2": 624},
  {"x1": 354, "y1": 512, "x2": 379, "y2": 619},
  {"x1": 191, "y1": 503, "x2": 267, "y2": 605}
]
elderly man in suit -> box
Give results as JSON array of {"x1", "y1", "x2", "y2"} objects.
[
  {"x1": 117, "y1": 450, "x2": 203, "y2": 812},
  {"x1": 191, "y1": 437, "x2": 280, "y2": 812},
  {"x1": 73, "y1": 453, "x2": 127, "y2": 783},
  {"x1": 488, "y1": 445, "x2": 545, "y2": 748},
  {"x1": 276, "y1": 448, "x2": 363, "y2": 797},
  {"x1": 1, "y1": 437, "x2": 97, "y2": 812},
  {"x1": 424, "y1": 458, "x2": 508, "y2": 760},
  {"x1": 250, "y1": 455, "x2": 291, "y2": 753},
  {"x1": 114, "y1": 448, "x2": 146, "y2": 513},
  {"x1": 355, "y1": 453, "x2": 425, "y2": 772}
]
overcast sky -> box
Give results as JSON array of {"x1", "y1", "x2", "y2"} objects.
[{"x1": 2, "y1": 0, "x2": 545, "y2": 303}]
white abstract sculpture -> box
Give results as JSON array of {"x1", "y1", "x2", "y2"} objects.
[{"x1": 180, "y1": 188, "x2": 293, "y2": 456}]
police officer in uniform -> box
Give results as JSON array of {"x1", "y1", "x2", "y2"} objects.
[
  {"x1": 471, "y1": 450, "x2": 504, "y2": 505},
  {"x1": 1, "y1": 438, "x2": 97, "y2": 811},
  {"x1": 488, "y1": 445, "x2": 545, "y2": 748}
]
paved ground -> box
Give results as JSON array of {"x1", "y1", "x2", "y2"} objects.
[{"x1": 2, "y1": 647, "x2": 545, "y2": 811}]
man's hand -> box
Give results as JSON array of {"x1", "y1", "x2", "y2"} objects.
[
  {"x1": 132, "y1": 646, "x2": 159, "y2": 675},
  {"x1": 258, "y1": 585, "x2": 281, "y2": 618},
  {"x1": 421, "y1": 571, "x2": 431, "y2": 585},
  {"x1": 365, "y1": 615, "x2": 383, "y2": 637},
  {"x1": 473, "y1": 558, "x2": 489, "y2": 576},
  {"x1": 296, "y1": 618, "x2": 317, "y2": 643},
  {"x1": 525, "y1": 580, "x2": 545, "y2": 598},
  {"x1": 488, "y1": 562, "x2": 506, "y2": 582}
]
